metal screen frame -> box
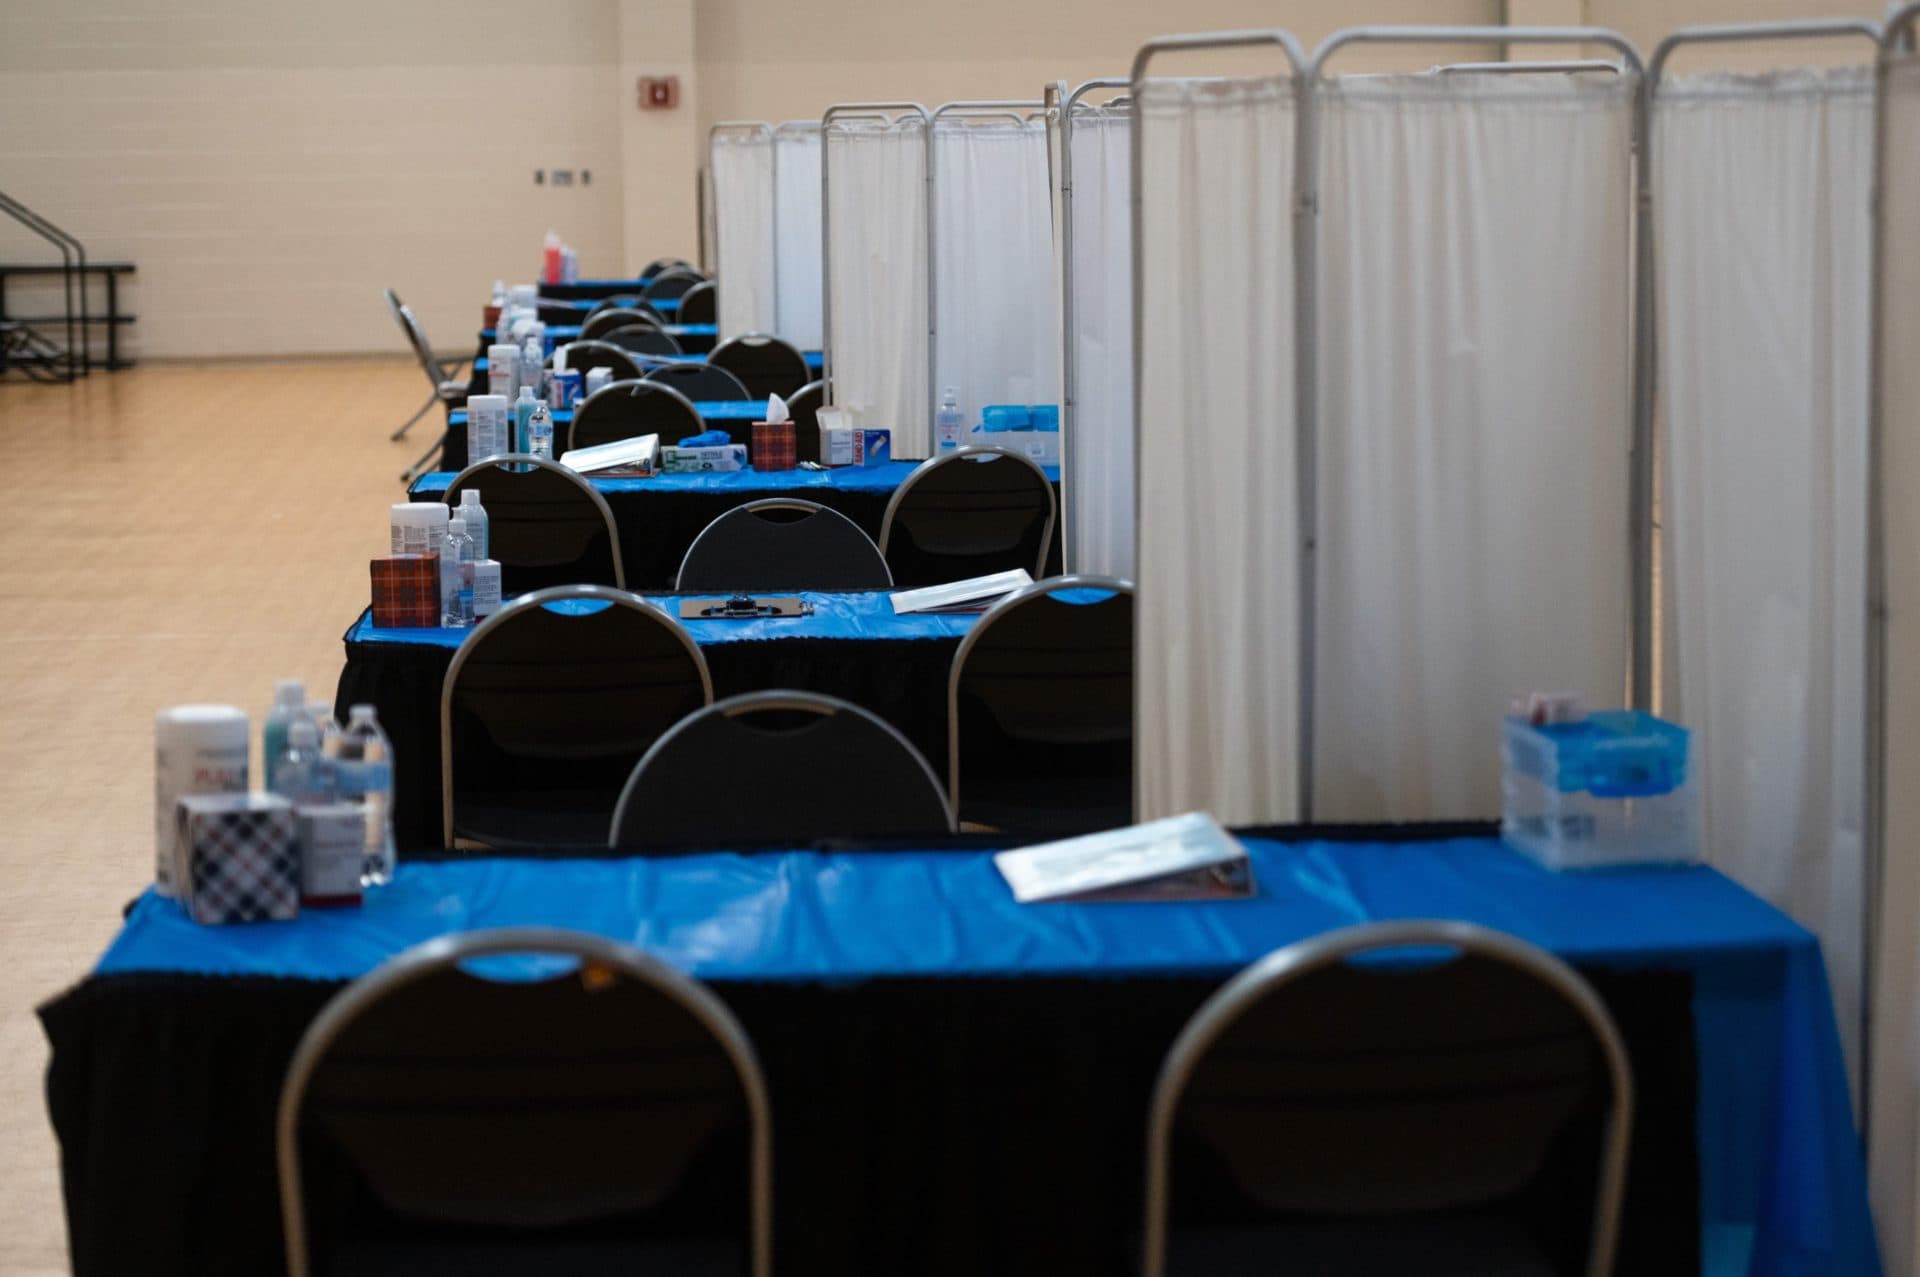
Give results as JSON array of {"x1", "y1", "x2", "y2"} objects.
[
  {"x1": 1129, "y1": 29, "x2": 1311, "y2": 815},
  {"x1": 1057, "y1": 76, "x2": 1131, "y2": 572},
  {"x1": 1868, "y1": 0, "x2": 1920, "y2": 1160},
  {"x1": 1310, "y1": 25, "x2": 1649, "y2": 729},
  {"x1": 928, "y1": 99, "x2": 1049, "y2": 431},
  {"x1": 819, "y1": 102, "x2": 932, "y2": 412}
]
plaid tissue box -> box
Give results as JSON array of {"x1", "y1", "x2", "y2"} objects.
[
  {"x1": 751, "y1": 420, "x2": 796, "y2": 471},
  {"x1": 371, "y1": 553, "x2": 440, "y2": 627},
  {"x1": 176, "y1": 793, "x2": 299, "y2": 925}
]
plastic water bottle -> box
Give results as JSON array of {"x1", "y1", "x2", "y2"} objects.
[
  {"x1": 520, "y1": 340, "x2": 543, "y2": 411},
  {"x1": 262, "y1": 679, "x2": 306, "y2": 793},
  {"x1": 327, "y1": 704, "x2": 396, "y2": 885},
  {"x1": 306, "y1": 700, "x2": 341, "y2": 790},
  {"x1": 936, "y1": 386, "x2": 963, "y2": 452},
  {"x1": 457, "y1": 489, "x2": 489, "y2": 560},
  {"x1": 270, "y1": 718, "x2": 334, "y2": 806},
  {"x1": 528, "y1": 400, "x2": 553, "y2": 460},
  {"x1": 442, "y1": 516, "x2": 477, "y2": 627},
  {"x1": 513, "y1": 385, "x2": 538, "y2": 454}
]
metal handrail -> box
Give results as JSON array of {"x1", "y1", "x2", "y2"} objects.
[{"x1": 0, "y1": 190, "x2": 86, "y2": 379}]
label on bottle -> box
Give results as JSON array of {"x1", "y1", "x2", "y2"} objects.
[{"x1": 331, "y1": 758, "x2": 391, "y2": 797}]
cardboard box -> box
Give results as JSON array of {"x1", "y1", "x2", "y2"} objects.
[
  {"x1": 660, "y1": 443, "x2": 749, "y2": 473},
  {"x1": 297, "y1": 803, "x2": 366, "y2": 906},
  {"x1": 176, "y1": 793, "x2": 299, "y2": 925},
  {"x1": 853, "y1": 429, "x2": 891, "y2": 467}
]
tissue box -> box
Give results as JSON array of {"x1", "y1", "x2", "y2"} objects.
[
  {"x1": 971, "y1": 430, "x2": 1059, "y2": 466},
  {"x1": 176, "y1": 793, "x2": 299, "y2": 924},
  {"x1": 853, "y1": 429, "x2": 891, "y2": 467},
  {"x1": 371, "y1": 554, "x2": 441, "y2": 628},
  {"x1": 297, "y1": 803, "x2": 365, "y2": 907},
  {"x1": 1501, "y1": 711, "x2": 1701, "y2": 871},
  {"x1": 661, "y1": 443, "x2": 749, "y2": 473},
  {"x1": 751, "y1": 420, "x2": 796, "y2": 471}
]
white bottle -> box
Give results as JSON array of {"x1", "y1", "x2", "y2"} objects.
[
  {"x1": 153, "y1": 705, "x2": 250, "y2": 897},
  {"x1": 936, "y1": 386, "x2": 963, "y2": 451},
  {"x1": 327, "y1": 705, "x2": 396, "y2": 886},
  {"x1": 513, "y1": 385, "x2": 538, "y2": 454},
  {"x1": 262, "y1": 678, "x2": 306, "y2": 793},
  {"x1": 270, "y1": 718, "x2": 334, "y2": 807},
  {"x1": 528, "y1": 400, "x2": 553, "y2": 460},
  {"x1": 457, "y1": 489, "x2": 489, "y2": 560},
  {"x1": 487, "y1": 343, "x2": 520, "y2": 400},
  {"x1": 442, "y1": 516, "x2": 477, "y2": 627},
  {"x1": 520, "y1": 339, "x2": 543, "y2": 411}
]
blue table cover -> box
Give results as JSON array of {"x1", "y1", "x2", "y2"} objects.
[
  {"x1": 348, "y1": 589, "x2": 976, "y2": 650},
  {"x1": 412, "y1": 459, "x2": 1060, "y2": 499},
  {"x1": 93, "y1": 834, "x2": 1875, "y2": 1274}
]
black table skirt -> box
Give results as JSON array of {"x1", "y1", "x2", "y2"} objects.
[
  {"x1": 337, "y1": 625, "x2": 963, "y2": 852},
  {"x1": 40, "y1": 875, "x2": 1699, "y2": 1276}
]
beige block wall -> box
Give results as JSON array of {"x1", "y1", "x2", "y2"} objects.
[{"x1": 0, "y1": 0, "x2": 1899, "y2": 359}]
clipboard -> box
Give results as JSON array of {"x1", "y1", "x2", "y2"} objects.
[{"x1": 678, "y1": 594, "x2": 814, "y2": 620}]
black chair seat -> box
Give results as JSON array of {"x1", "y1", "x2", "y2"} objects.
[
  {"x1": 452, "y1": 792, "x2": 626, "y2": 851},
  {"x1": 329, "y1": 1236, "x2": 742, "y2": 1277},
  {"x1": 1168, "y1": 1212, "x2": 1556, "y2": 1277}
]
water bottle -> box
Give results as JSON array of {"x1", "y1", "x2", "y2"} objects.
[
  {"x1": 307, "y1": 700, "x2": 341, "y2": 790},
  {"x1": 528, "y1": 400, "x2": 553, "y2": 460},
  {"x1": 262, "y1": 679, "x2": 306, "y2": 793},
  {"x1": 520, "y1": 339, "x2": 543, "y2": 411},
  {"x1": 270, "y1": 718, "x2": 334, "y2": 806},
  {"x1": 457, "y1": 488, "x2": 489, "y2": 560},
  {"x1": 327, "y1": 704, "x2": 396, "y2": 885},
  {"x1": 442, "y1": 516, "x2": 477, "y2": 627},
  {"x1": 513, "y1": 385, "x2": 538, "y2": 454},
  {"x1": 936, "y1": 386, "x2": 963, "y2": 451}
]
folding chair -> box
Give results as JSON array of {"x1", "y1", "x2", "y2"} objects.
[
  {"x1": 441, "y1": 585, "x2": 712, "y2": 848},
  {"x1": 677, "y1": 499, "x2": 892, "y2": 592},
  {"x1": 787, "y1": 380, "x2": 826, "y2": 462},
  {"x1": 1144, "y1": 919, "x2": 1634, "y2": 1277},
  {"x1": 879, "y1": 447, "x2": 1056, "y2": 586},
  {"x1": 442, "y1": 456, "x2": 625, "y2": 593},
  {"x1": 948, "y1": 575, "x2": 1132, "y2": 835},
  {"x1": 384, "y1": 288, "x2": 471, "y2": 480},
  {"x1": 582, "y1": 307, "x2": 662, "y2": 342},
  {"x1": 554, "y1": 339, "x2": 644, "y2": 383},
  {"x1": 610, "y1": 691, "x2": 951, "y2": 846},
  {"x1": 568, "y1": 379, "x2": 704, "y2": 454},
  {"x1": 645, "y1": 362, "x2": 752, "y2": 403},
  {"x1": 277, "y1": 926, "x2": 770, "y2": 1277},
  {"x1": 677, "y1": 280, "x2": 717, "y2": 325},
  {"x1": 708, "y1": 334, "x2": 811, "y2": 401}
]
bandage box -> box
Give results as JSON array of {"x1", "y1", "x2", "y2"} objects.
[
  {"x1": 661, "y1": 443, "x2": 749, "y2": 473},
  {"x1": 853, "y1": 429, "x2": 891, "y2": 467}
]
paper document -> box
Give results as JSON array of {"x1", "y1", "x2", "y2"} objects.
[
  {"x1": 559, "y1": 433, "x2": 658, "y2": 475},
  {"x1": 889, "y1": 569, "x2": 1033, "y2": 615},
  {"x1": 993, "y1": 812, "x2": 1254, "y2": 904}
]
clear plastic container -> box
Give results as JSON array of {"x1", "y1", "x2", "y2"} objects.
[{"x1": 1501, "y1": 710, "x2": 1701, "y2": 870}]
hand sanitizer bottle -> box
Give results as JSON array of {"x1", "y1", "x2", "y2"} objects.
[
  {"x1": 442, "y1": 516, "x2": 476, "y2": 627},
  {"x1": 519, "y1": 339, "x2": 543, "y2": 411},
  {"x1": 457, "y1": 489, "x2": 489, "y2": 560},
  {"x1": 936, "y1": 386, "x2": 963, "y2": 451},
  {"x1": 513, "y1": 386, "x2": 538, "y2": 454},
  {"x1": 528, "y1": 400, "x2": 553, "y2": 460}
]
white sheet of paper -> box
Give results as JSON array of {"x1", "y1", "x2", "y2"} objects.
[
  {"x1": 888, "y1": 569, "x2": 1033, "y2": 615},
  {"x1": 993, "y1": 812, "x2": 1247, "y2": 903}
]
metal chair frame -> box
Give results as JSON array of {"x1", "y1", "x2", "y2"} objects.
[
  {"x1": 878, "y1": 445, "x2": 1058, "y2": 578},
  {"x1": 945, "y1": 573, "x2": 1132, "y2": 816},
  {"x1": 276, "y1": 925, "x2": 772, "y2": 1277},
  {"x1": 609, "y1": 689, "x2": 953, "y2": 844},
  {"x1": 1142, "y1": 918, "x2": 1635, "y2": 1277},
  {"x1": 675, "y1": 498, "x2": 892, "y2": 591},
  {"x1": 440, "y1": 584, "x2": 712, "y2": 846}
]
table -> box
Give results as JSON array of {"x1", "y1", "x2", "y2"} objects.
[
  {"x1": 38, "y1": 830, "x2": 1877, "y2": 1276},
  {"x1": 335, "y1": 590, "x2": 976, "y2": 850},
  {"x1": 408, "y1": 460, "x2": 1064, "y2": 588},
  {"x1": 439, "y1": 398, "x2": 756, "y2": 470}
]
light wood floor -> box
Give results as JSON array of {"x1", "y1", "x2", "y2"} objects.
[{"x1": 0, "y1": 357, "x2": 426, "y2": 1274}]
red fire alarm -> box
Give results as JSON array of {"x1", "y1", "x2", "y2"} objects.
[{"x1": 638, "y1": 76, "x2": 679, "y2": 110}]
